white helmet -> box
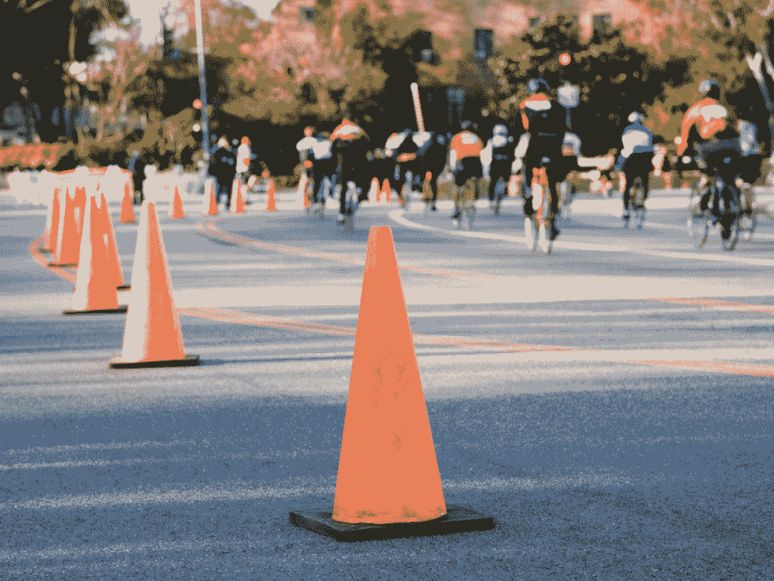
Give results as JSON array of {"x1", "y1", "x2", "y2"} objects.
[
  {"x1": 628, "y1": 112, "x2": 644, "y2": 123},
  {"x1": 493, "y1": 124, "x2": 508, "y2": 136}
]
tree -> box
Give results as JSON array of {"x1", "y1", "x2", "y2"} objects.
[
  {"x1": 487, "y1": 16, "x2": 690, "y2": 155},
  {"x1": 0, "y1": 0, "x2": 129, "y2": 144}
]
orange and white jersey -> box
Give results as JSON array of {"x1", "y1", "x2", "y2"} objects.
[
  {"x1": 449, "y1": 130, "x2": 483, "y2": 169},
  {"x1": 677, "y1": 97, "x2": 731, "y2": 155},
  {"x1": 520, "y1": 93, "x2": 552, "y2": 131},
  {"x1": 331, "y1": 119, "x2": 366, "y2": 143}
]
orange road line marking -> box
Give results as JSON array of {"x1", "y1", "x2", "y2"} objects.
[
  {"x1": 29, "y1": 237, "x2": 77, "y2": 283},
  {"x1": 644, "y1": 297, "x2": 774, "y2": 314},
  {"x1": 623, "y1": 359, "x2": 774, "y2": 377},
  {"x1": 179, "y1": 306, "x2": 579, "y2": 353},
  {"x1": 197, "y1": 218, "x2": 493, "y2": 279}
]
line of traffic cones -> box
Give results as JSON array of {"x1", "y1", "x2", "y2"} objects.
[{"x1": 63, "y1": 192, "x2": 127, "y2": 315}]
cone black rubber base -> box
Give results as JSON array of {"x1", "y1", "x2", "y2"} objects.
[
  {"x1": 289, "y1": 504, "x2": 494, "y2": 542},
  {"x1": 109, "y1": 354, "x2": 200, "y2": 369},
  {"x1": 63, "y1": 305, "x2": 128, "y2": 316}
]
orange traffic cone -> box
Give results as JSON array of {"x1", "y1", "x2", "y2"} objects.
[
  {"x1": 332, "y1": 226, "x2": 446, "y2": 524},
  {"x1": 64, "y1": 194, "x2": 127, "y2": 315},
  {"x1": 230, "y1": 179, "x2": 244, "y2": 214},
  {"x1": 97, "y1": 192, "x2": 129, "y2": 291},
  {"x1": 50, "y1": 186, "x2": 81, "y2": 267},
  {"x1": 298, "y1": 173, "x2": 310, "y2": 209},
  {"x1": 381, "y1": 178, "x2": 391, "y2": 203},
  {"x1": 110, "y1": 201, "x2": 199, "y2": 368},
  {"x1": 368, "y1": 177, "x2": 379, "y2": 203},
  {"x1": 42, "y1": 186, "x2": 61, "y2": 252},
  {"x1": 266, "y1": 178, "x2": 277, "y2": 211},
  {"x1": 170, "y1": 185, "x2": 185, "y2": 219},
  {"x1": 202, "y1": 179, "x2": 218, "y2": 216},
  {"x1": 119, "y1": 181, "x2": 136, "y2": 224}
]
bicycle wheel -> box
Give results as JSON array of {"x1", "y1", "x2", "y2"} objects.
[
  {"x1": 538, "y1": 181, "x2": 554, "y2": 254},
  {"x1": 559, "y1": 180, "x2": 572, "y2": 220},
  {"x1": 493, "y1": 178, "x2": 505, "y2": 215},
  {"x1": 631, "y1": 177, "x2": 646, "y2": 228},
  {"x1": 687, "y1": 187, "x2": 709, "y2": 249},
  {"x1": 739, "y1": 183, "x2": 756, "y2": 241},
  {"x1": 719, "y1": 184, "x2": 740, "y2": 251}
]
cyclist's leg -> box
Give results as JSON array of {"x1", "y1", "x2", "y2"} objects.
[{"x1": 521, "y1": 161, "x2": 536, "y2": 217}]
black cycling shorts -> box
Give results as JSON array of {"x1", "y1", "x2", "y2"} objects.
[{"x1": 454, "y1": 157, "x2": 483, "y2": 186}]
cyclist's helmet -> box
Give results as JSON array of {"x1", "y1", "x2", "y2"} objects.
[
  {"x1": 460, "y1": 120, "x2": 478, "y2": 132},
  {"x1": 493, "y1": 124, "x2": 508, "y2": 136},
  {"x1": 627, "y1": 112, "x2": 644, "y2": 124},
  {"x1": 527, "y1": 78, "x2": 550, "y2": 94},
  {"x1": 699, "y1": 79, "x2": 721, "y2": 100}
]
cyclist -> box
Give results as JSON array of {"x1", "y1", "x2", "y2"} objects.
[
  {"x1": 484, "y1": 124, "x2": 515, "y2": 211},
  {"x1": 311, "y1": 131, "x2": 336, "y2": 204},
  {"x1": 296, "y1": 126, "x2": 317, "y2": 197},
  {"x1": 331, "y1": 115, "x2": 370, "y2": 223},
  {"x1": 415, "y1": 131, "x2": 448, "y2": 211},
  {"x1": 449, "y1": 121, "x2": 484, "y2": 223},
  {"x1": 616, "y1": 112, "x2": 654, "y2": 224},
  {"x1": 676, "y1": 79, "x2": 741, "y2": 232},
  {"x1": 519, "y1": 78, "x2": 567, "y2": 240},
  {"x1": 386, "y1": 128, "x2": 418, "y2": 205}
]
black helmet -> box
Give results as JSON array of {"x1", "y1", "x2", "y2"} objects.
[
  {"x1": 527, "y1": 78, "x2": 550, "y2": 94},
  {"x1": 460, "y1": 120, "x2": 478, "y2": 132},
  {"x1": 699, "y1": 79, "x2": 720, "y2": 99}
]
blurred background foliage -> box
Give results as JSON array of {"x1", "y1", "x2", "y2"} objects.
[{"x1": 1, "y1": 0, "x2": 774, "y2": 177}]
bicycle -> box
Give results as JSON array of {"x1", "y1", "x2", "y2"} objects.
[
  {"x1": 452, "y1": 178, "x2": 477, "y2": 231},
  {"x1": 491, "y1": 176, "x2": 506, "y2": 215},
  {"x1": 339, "y1": 180, "x2": 358, "y2": 233},
  {"x1": 623, "y1": 175, "x2": 647, "y2": 229},
  {"x1": 524, "y1": 159, "x2": 559, "y2": 254},
  {"x1": 686, "y1": 162, "x2": 754, "y2": 251},
  {"x1": 309, "y1": 176, "x2": 329, "y2": 218}
]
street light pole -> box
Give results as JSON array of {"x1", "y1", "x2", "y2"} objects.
[{"x1": 194, "y1": 0, "x2": 210, "y2": 162}]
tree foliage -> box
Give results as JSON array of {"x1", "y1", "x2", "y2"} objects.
[{"x1": 486, "y1": 17, "x2": 690, "y2": 156}]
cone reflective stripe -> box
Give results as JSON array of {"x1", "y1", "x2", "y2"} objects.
[
  {"x1": 170, "y1": 185, "x2": 185, "y2": 218},
  {"x1": 43, "y1": 186, "x2": 62, "y2": 251},
  {"x1": 368, "y1": 178, "x2": 379, "y2": 203},
  {"x1": 202, "y1": 179, "x2": 218, "y2": 216},
  {"x1": 230, "y1": 179, "x2": 244, "y2": 214},
  {"x1": 119, "y1": 182, "x2": 136, "y2": 224},
  {"x1": 266, "y1": 179, "x2": 277, "y2": 211},
  {"x1": 111, "y1": 201, "x2": 198, "y2": 367},
  {"x1": 332, "y1": 226, "x2": 446, "y2": 524},
  {"x1": 65, "y1": 194, "x2": 124, "y2": 314},
  {"x1": 51, "y1": 187, "x2": 81, "y2": 266},
  {"x1": 97, "y1": 192, "x2": 127, "y2": 289},
  {"x1": 73, "y1": 185, "x2": 87, "y2": 240}
]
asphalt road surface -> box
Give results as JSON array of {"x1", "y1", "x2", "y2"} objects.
[{"x1": 1, "y1": 187, "x2": 773, "y2": 580}]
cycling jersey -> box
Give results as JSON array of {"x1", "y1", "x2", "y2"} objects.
[
  {"x1": 621, "y1": 122, "x2": 654, "y2": 158},
  {"x1": 450, "y1": 130, "x2": 483, "y2": 166},
  {"x1": 677, "y1": 98, "x2": 735, "y2": 156},
  {"x1": 331, "y1": 119, "x2": 367, "y2": 143}
]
